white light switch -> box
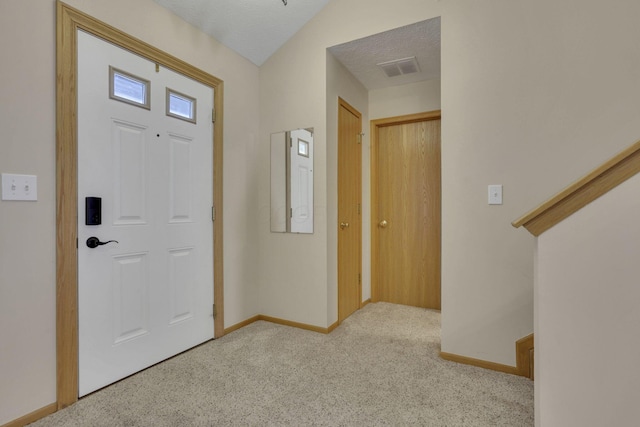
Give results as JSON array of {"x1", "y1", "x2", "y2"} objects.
[
  {"x1": 2, "y1": 173, "x2": 38, "y2": 201},
  {"x1": 488, "y1": 184, "x2": 502, "y2": 205}
]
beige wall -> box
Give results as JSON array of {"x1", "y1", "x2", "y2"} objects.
[
  {"x1": 259, "y1": 0, "x2": 640, "y2": 371},
  {"x1": 441, "y1": 1, "x2": 536, "y2": 366},
  {"x1": 440, "y1": 0, "x2": 640, "y2": 367},
  {"x1": 0, "y1": 2, "x2": 57, "y2": 423},
  {"x1": 257, "y1": 25, "x2": 329, "y2": 327},
  {"x1": 369, "y1": 79, "x2": 441, "y2": 120},
  {"x1": 0, "y1": 0, "x2": 260, "y2": 423},
  {"x1": 5, "y1": 0, "x2": 640, "y2": 423},
  {"x1": 536, "y1": 173, "x2": 640, "y2": 426},
  {"x1": 258, "y1": 0, "x2": 442, "y2": 328}
]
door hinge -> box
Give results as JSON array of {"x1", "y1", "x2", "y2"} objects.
[
  {"x1": 212, "y1": 303, "x2": 217, "y2": 319},
  {"x1": 358, "y1": 273, "x2": 361, "y2": 284},
  {"x1": 289, "y1": 136, "x2": 293, "y2": 148},
  {"x1": 357, "y1": 132, "x2": 364, "y2": 144},
  {"x1": 212, "y1": 206, "x2": 216, "y2": 222},
  {"x1": 212, "y1": 108, "x2": 216, "y2": 123},
  {"x1": 357, "y1": 203, "x2": 361, "y2": 215},
  {"x1": 290, "y1": 208, "x2": 293, "y2": 218}
]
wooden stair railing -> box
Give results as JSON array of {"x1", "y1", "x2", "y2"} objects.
[
  {"x1": 512, "y1": 139, "x2": 640, "y2": 236},
  {"x1": 512, "y1": 140, "x2": 640, "y2": 383}
]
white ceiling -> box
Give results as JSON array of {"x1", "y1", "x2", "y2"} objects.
[
  {"x1": 154, "y1": 0, "x2": 331, "y2": 66},
  {"x1": 153, "y1": 1, "x2": 441, "y2": 90}
]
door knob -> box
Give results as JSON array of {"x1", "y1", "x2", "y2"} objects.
[
  {"x1": 340, "y1": 222, "x2": 350, "y2": 230},
  {"x1": 86, "y1": 236, "x2": 119, "y2": 249},
  {"x1": 379, "y1": 220, "x2": 388, "y2": 228}
]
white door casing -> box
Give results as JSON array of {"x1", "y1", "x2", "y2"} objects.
[{"x1": 77, "y1": 30, "x2": 214, "y2": 396}]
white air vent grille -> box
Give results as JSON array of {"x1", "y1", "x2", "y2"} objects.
[{"x1": 377, "y1": 56, "x2": 420, "y2": 78}]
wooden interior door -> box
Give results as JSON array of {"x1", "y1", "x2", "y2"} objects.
[
  {"x1": 372, "y1": 112, "x2": 441, "y2": 310},
  {"x1": 338, "y1": 98, "x2": 362, "y2": 323}
]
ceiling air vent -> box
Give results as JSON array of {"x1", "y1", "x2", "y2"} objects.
[{"x1": 377, "y1": 56, "x2": 420, "y2": 78}]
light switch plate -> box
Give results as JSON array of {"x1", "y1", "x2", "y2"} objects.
[
  {"x1": 488, "y1": 184, "x2": 502, "y2": 205},
  {"x1": 2, "y1": 173, "x2": 38, "y2": 201}
]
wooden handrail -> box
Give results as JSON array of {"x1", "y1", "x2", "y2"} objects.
[{"x1": 513, "y1": 139, "x2": 640, "y2": 236}]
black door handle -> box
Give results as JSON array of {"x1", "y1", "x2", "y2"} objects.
[{"x1": 86, "y1": 236, "x2": 119, "y2": 249}]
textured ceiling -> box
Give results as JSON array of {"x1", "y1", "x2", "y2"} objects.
[
  {"x1": 328, "y1": 18, "x2": 441, "y2": 90},
  {"x1": 154, "y1": 0, "x2": 331, "y2": 66}
]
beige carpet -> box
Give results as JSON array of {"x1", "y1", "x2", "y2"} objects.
[{"x1": 30, "y1": 302, "x2": 533, "y2": 426}]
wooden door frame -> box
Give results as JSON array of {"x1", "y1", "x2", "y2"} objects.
[
  {"x1": 337, "y1": 97, "x2": 362, "y2": 323},
  {"x1": 370, "y1": 110, "x2": 441, "y2": 303},
  {"x1": 56, "y1": 1, "x2": 224, "y2": 408}
]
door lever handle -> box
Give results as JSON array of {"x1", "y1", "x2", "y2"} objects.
[{"x1": 86, "y1": 236, "x2": 119, "y2": 249}]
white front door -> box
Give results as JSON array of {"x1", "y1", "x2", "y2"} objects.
[{"x1": 77, "y1": 30, "x2": 214, "y2": 396}]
